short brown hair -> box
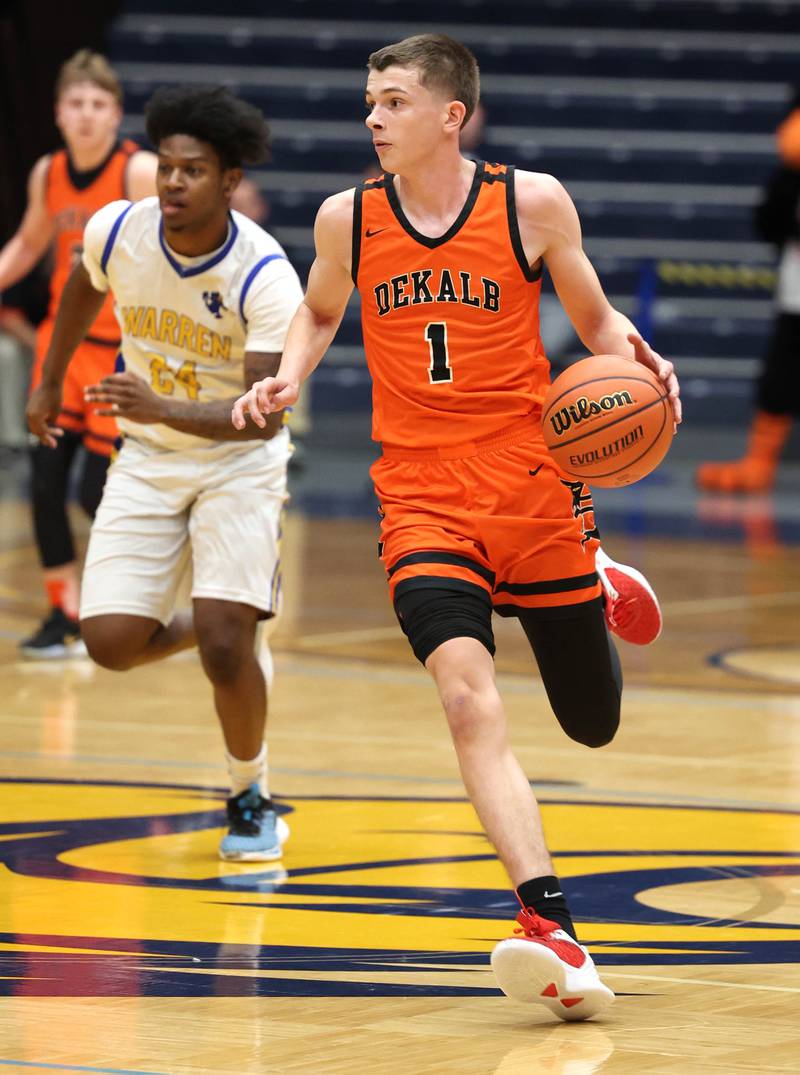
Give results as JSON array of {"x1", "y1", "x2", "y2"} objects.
[
  {"x1": 368, "y1": 34, "x2": 480, "y2": 126},
  {"x1": 55, "y1": 49, "x2": 123, "y2": 105}
]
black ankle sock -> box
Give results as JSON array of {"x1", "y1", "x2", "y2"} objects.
[{"x1": 516, "y1": 875, "x2": 577, "y2": 941}]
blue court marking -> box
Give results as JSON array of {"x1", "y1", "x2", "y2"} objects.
[
  {"x1": 709, "y1": 643, "x2": 800, "y2": 687},
  {"x1": 0, "y1": 775, "x2": 799, "y2": 814},
  {"x1": 0, "y1": 1062, "x2": 167, "y2": 1075}
]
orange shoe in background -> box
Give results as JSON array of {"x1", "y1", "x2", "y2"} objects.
[{"x1": 696, "y1": 411, "x2": 791, "y2": 494}]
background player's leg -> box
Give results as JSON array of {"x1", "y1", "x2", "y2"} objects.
[
  {"x1": 193, "y1": 598, "x2": 264, "y2": 761},
  {"x1": 79, "y1": 434, "x2": 197, "y2": 669},
  {"x1": 193, "y1": 597, "x2": 284, "y2": 862},
  {"x1": 80, "y1": 611, "x2": 196, "y2": 669},
  {"x1": 518, "y1": 602, "x2": 622, "y2": 748},
  {"x1": 78, "y1": 449, "x2": 110, "y2": 519},
  {"x1": 696, "y1": 312, "x2": 798, "y2": 493},
  {"x1": 21, "y1": 431, "x2": 83, "y2": 658}
]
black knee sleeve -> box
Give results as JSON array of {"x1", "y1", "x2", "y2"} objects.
[
  {"x1": 78, "y1": 450, "x2": 110, "y2": 519},
  {"x1": 519, "y1": 601, "x2": 622, "y2": 747},
  {"x1": 30, "y1": 432, "x2": 81, "y2": 569},
  {"x1": 394, "y1": 586, "x2": 496, "y2": 665}
]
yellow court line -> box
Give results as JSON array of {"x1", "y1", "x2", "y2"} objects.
[
  {"x1": 0, "y1": 831, "x2": 60, "y2": 844},
  {"x1": 0, "y1": 942, "x2": 186, "y2": 958},
  {"x1": 604, "y1": 972, "x2": 800, "y2": 994},
  {"x1": 591, "y1": 947, "x2": 737, "y2": 956}
]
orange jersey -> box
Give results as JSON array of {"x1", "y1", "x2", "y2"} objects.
[
  {"x1": 353, "y1": 161, "x2": 551, "y2": 449},
  {"x1": 45, "y1": 139, "x2": 138, "y2": 341}
]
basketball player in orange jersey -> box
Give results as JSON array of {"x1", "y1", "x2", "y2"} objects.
[
  {"x1": 0, "y1": 50, "x2": 156, "y2": 658},
  {"x1": 233, "y1": 34, "x2": 681, "y2": 1020}
]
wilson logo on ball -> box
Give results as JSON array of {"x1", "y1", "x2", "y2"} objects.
[
  {"x1": 548, "y1": 390, "x2": 635, "y2": 437},
  {"x1": 542, "y1": 355, "x2": 672, "y2": 487}
]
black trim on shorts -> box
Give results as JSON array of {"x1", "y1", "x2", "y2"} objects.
[
  {"x1": 494, "y1": 595, "x2": 605, "y2": 619},
  {"x1": 86, "y1": 334, "x2": 122, "y2": 348},
  {"x1": 506, "y1": 165, "x2": 543, "y2": 283},
  {"x1": 84, "y1": 430, "x2": 118, "y2": 447},
  {"x1": 388, "y1": 551, "x2": 496, "y2": 586},
  {"x1": 351, "y1": 185, "x2": 363, "y2": 286},
  {"x1": 393, "y1": 575, "x2": 492, "y2": 603},
  {"x1": 494, "y1": 571, "x2": 598, "y2": 596}
]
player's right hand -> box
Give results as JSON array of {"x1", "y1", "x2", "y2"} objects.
[
  {"x1": 26, "y1": 383, "x2": 64, "y2": 448},
  {"x1": 231, "y1": 377, "x2": 299, "y2": 430}
]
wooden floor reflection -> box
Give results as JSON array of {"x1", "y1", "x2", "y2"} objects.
[{"x1": 0, "y1": 504, "x2": 798, "y2": 1074}]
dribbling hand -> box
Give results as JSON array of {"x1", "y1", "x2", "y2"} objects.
[
  {"x1": 627, "y1": 332, "x2": 681, "y2": 430},
  {"x1": 231, "y1": 377, "x2": 299, "y2": 430}
]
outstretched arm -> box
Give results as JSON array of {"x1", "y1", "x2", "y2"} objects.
[
  {"x1": 232, "y1": 188, "x2": 355, "y2": 429},
  {"x1": 85, "y1": 351, "x2": 287, "y2": 442},
  {"x1": 516, "y1": 171, "x2": 681, "y2": 426}
]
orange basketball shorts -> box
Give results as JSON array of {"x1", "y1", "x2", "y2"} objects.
[
  {"x1": 31, "y1": 318, "x2": 119, "y2": 457},
  {"x1": 371, "y1": 417, "x2": 602, "y2": 618}
]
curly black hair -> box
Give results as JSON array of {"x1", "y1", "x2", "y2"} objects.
[{"x1": 145, "y1": 85, "x2": 270, "y2": 169}]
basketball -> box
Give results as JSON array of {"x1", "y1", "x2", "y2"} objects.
[{"x1": 541, "y1": 355, "x2": 672, "y2": 487}]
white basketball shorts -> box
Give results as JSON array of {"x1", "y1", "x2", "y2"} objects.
[{"x1": 80, "y1": 430, "x2": 291, "y2": 624}]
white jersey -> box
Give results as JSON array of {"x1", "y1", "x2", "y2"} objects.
[
  {"x1": 82, "y1": 196, "x2": 303, "y2": 452},
  {"x1": 777, "y1": 241, "x2": 800, "y2": 315}
]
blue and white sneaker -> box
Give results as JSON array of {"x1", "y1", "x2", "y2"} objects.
[{"x1": 219, "y1": 783, "x2": 290, "y2": 862}]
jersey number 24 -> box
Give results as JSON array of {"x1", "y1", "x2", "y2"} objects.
[{"x1": 148, "y1": 354, "x2": 200, "y2": 400}]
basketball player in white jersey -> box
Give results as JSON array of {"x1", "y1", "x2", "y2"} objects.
[{"x1": 27, "y1": 86, "x2": 303, "y2": 861}]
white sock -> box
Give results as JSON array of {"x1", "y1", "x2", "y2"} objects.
[{"x1": 227, "y1": 742, "x2": 269, "y2": 798}]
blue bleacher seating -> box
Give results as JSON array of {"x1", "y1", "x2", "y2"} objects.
[{"x1": 110, "y1": 0, "x2": 800, "y2": 423}]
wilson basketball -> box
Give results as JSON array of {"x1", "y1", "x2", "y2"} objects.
[{"x1": 542, "y1": 355, "x2": 672, "y2": 487}]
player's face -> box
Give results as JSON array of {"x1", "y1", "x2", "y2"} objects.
[
  {"x1": 365, "y1": 65, "x2": 452, "y2": 172},
  {"x1": 55, "y1": 81, "x2": 121, "y2": 152},
  {"x1": 156, "y1": 135, "x2": 240, "y2": 233}
]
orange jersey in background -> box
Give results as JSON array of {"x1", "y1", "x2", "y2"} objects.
[
  {"x1": 44, "y1": 139, "x2": 138, "y2": 342},
  {"x1": 31, "y1": 139, "x2": 137, "y2": 454},
  {"x1": 777, "y1": 107, "x2": 800, "y2": 167},
  {"x1": 353, "y1": 161, "x2": 550, "y2": 449}
]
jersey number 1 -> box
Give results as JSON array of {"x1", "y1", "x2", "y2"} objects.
[{"x1": 425, "y1": 322, "x2": 452, "y2": 384}]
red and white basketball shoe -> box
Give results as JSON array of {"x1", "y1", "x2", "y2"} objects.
[
  {"x1": 595, "y1": 547, "x2": 662, "y2": 645},
  {"x1": 491, "y1": 908, "x2": 615, "y2": 1021}
]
